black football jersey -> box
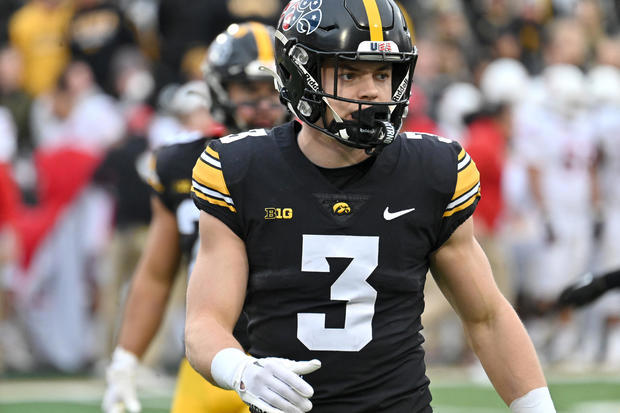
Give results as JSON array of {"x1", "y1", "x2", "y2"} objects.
[
  {"x1": 191, "y1": 121, "x2": 481, "y2": 412},
  {"x1": 149, "y1": 131, "x2": 208, "y2": 267},
  {"x1": 148, "y1": 130, "x2": 250, "y2": 350}
]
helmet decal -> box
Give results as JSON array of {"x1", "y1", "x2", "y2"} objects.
[{"x1": 280, "y1": 0, "x2": 322, "y2": 35}]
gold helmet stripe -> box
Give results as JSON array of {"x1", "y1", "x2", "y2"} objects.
[
  {"x1": 395, "y1": 1, "x2": 415, "y2": 44},
  {"x1": 362, "y1": 0, "x2": 383, "y2": 41},
  {"x1": 249, "y1": 22, "x2": 274, "y2": 63}
]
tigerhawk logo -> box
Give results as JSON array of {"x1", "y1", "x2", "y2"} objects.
[
  {"x1": 265, "y1": 207, "x2": 293, "y2": 219},
  {"x1": 332, "y1": 202, "x2": 351, "y2": 215}
]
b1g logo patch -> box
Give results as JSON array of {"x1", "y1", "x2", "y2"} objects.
[
  {"x1": 279, "y1": 0, "x2": 322, "y2": 34},
  {"x1": 265, "y1": 207, "x2": 293, "y2": 219}
]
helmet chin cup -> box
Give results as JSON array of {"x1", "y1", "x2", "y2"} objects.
[{"x1": 327, "y1": 105, "x2": 396, "y2": 150}]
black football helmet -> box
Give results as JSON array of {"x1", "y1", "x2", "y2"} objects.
[
  {"x1": 274, "y1": 0, "x2": 417, "y2": 152},
  {"x1": 203, "y1": 22, "x2": 278, "y2": 131}
]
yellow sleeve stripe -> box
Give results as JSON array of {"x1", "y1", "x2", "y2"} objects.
[
  {"x1": 453, "y1": 161, "x2": 480, "y2": 199},
  {"x1": 193, "y1": 157, "x2": 231, "y2": 196},
  {"x1": 206, "y1": 146, "x2": 220, "y2": 160},
  {"x1": 457, "y1": 148, "x2": 466, "y2": 162},
  {"x1": 362, "y1": 0, "x2": 383, "y2": 41},
  {"x1": 191, "y1": 188, "x2": 237, "y2": 213},
  {"x1": 191, "y1": 179, "x2": 236, "y2": 211},
  {"x1": 146, "y1": 154, "x2": 164, "y2": 192},
  {"x1": 147, "y1": 178, "x2": 164, "y2": 193},
  {"x1": 443, "y1": 188, "x2": 480, "y2": 217}
]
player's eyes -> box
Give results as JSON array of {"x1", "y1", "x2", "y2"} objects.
[
  {"x1": 375, "y1": 72, "x2": 390, "y2": 81},
  {"x1": 339, "y1": 72, "x2": 355, "y2": 81}
]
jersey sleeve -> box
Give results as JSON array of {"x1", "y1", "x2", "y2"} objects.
[
  {"x1": 191, "y1": 140, "x2": 243, "y2": 238},
  {"x1": 146, "y1": 150, "x2": 176, "y2": 213},
  {"x1": 434, "y1": 142, "x2": 481, "y2": 248}
]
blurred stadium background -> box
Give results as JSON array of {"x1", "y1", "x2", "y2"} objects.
[{"x1": 1, "y1": 0, "x2": 619, "y2": 411}]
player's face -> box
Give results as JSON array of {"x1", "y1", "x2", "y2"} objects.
[
  {"x1": 227, "y1": 80, "x2": 287, "y2": 129},
  {"x1": 321, "y1": 61, "x2": 392, "y2": 125}
]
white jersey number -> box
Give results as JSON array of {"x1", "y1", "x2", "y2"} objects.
[{"x1": 297, "y1": 235, "x2": 378, "y2": 351}]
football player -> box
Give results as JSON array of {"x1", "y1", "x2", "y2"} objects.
[
  {"x1": 186, "y1": 1, "x2": 555, "y2": 412},
  {"x1": 102, "y1": 22, "x2": 288, "y2": 413}
]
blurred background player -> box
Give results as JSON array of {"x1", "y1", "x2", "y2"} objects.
[
  {"x1": 512, "y1": 62, "x2": 600, "y2": 364},
  {"x1": 102, "y1": 22, "x2": 288, "y2": 413}
]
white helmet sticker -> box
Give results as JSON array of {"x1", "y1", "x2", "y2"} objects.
[
  {"x1": 280, "y1": 0, "x2": 322, "y2": 35},
  {"x1": 357, "y1": 41, "x2": 400, "y2": 54}
]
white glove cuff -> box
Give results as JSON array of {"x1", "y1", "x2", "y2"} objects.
[
  {"x1": 211, "y1": 347, "x2": 253, "y2": 390},
  {"x1": 510, "y1": 387, "x2": 556, "y2": 413},
  {"x1": 111, "y1": 346, "x2": 139, "y2": 369}
]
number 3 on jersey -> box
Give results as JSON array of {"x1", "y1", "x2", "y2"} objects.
[{"x1": 298, "y1": 235, "x2": 379, "y2": 351}]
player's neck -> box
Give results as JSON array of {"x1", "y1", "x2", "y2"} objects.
[{"x1": 297, "y1": 124, "x2": 371, "y2": 168}]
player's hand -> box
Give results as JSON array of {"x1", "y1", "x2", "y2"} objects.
[
  {"x1": 238, "y1": 357, "x2": 321, "y2": 413},
  {"x1": 211, "y1": 348, "x2": 321, "y2": 413},
  {"x1": 102, "y1": 347, "x2": 141, "y2": 413},
  {"x1": 558, "y1": 272, "x2": 607, "y2": 308}
]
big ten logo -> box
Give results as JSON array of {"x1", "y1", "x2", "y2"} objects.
[{"x1": 265, "y1": 207, "x2": 294, "y2": 219}]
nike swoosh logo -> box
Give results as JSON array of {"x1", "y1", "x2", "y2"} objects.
[{"x1": 383, "y1": 207, "x2": 416, "y2": 221}]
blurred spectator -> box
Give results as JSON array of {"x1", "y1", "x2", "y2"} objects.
[
  {"x1": 594, "y1": 34, "x2": 620, "y2": 67},
  {"x1": 467, "y1": 58, "x2": 531, "y2": 302},
  {"x1": 0, "y1": 0, "x2": 23, "y2": 44},
  {"x1": 516, "y1": 0, "x2": 553, "y2": 74},
  {"x1": 411, "y1": 38, "x2": 443, "y2": 117},
  {"x1": 586, "y1": 64, "x2": 620, "y2": 367},
  {"x1": 31, "y1": 60, "x2": 125, "y2": 152},
  {"x1": 154, "y1": 0, "x2": 286, "y2": 89},
  {"x1": 68, "y1": 0, "x2": 139, "y2": 96},
  {"x1": 401, "y1": 85, "x2": 438, "y2": 135},
  {"x1": 8, "y1": 0, "x2": 74, "y2": 96},
  {"x1": 0, "y1": 106, "x2": 17, "y2": 163},
  {"x1": 111, "y1": 46, "x2": 155, "y2": 113},
  {"x1": 514, "y1": 64, "x2": 599, "y2": 363},
  {"x1": 575, "y1": 0, "x2": 606, "y2": 46},
  {"x1": 543, "y1": 18, "x2": 589, "y2": 68},
  {"x1": 6, "y1": 61, "x2": 125, "y2": 373},
  {"x1": 436, "y1": 81, "x2": 482, "y2": 142},
  {"x1": 0, "y1": 109, "x2": 30, "y2": 373},
  {"x1": 0, "y1": 45, "x2": 33, "y2": 153}
]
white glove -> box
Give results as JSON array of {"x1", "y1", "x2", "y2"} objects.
[
  {"x1": 102, "y1": 347, "x2": 142, "y2": 413},
  {"x1": 211, "y1": 348, "x2": 321, "y2": 413}
]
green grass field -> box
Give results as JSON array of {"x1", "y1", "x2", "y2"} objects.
[{"x1": 1, "y1": 369, "x2": 619, "y2": 412}]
